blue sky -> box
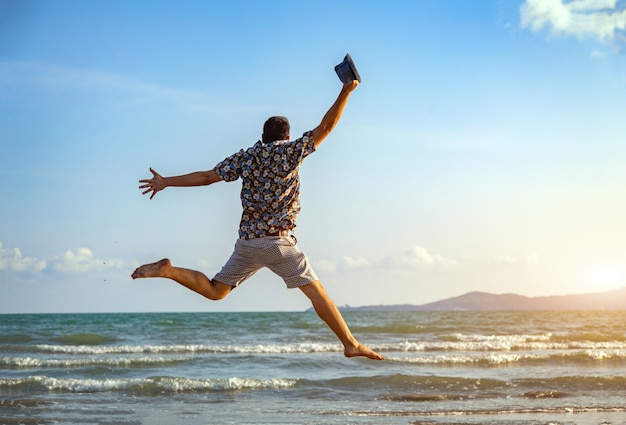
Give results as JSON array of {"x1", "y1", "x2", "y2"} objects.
[{"x1": 1, "y1": 0, "x2": 625, "y2": 313}]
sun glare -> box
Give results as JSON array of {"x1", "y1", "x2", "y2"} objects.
[{"x1": 586, "y1": 265, "x2": 625, "y2": 292}]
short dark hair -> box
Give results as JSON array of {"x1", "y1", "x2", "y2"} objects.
[{"x1": 262, "y1": 116, "x2": 290, "y2": 142}]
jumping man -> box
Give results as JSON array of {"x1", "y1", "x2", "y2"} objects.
[{"x1": 132, "y1": 78, "x2": 383, "y2": 360}]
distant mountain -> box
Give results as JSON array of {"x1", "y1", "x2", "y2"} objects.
[{"x1": 338, "y1": 286, "x2": 626, "y2": 311}]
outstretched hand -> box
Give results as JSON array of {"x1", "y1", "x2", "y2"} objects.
[{"x1": 139, "y1": 167, "x2": 166, "y2": 200}]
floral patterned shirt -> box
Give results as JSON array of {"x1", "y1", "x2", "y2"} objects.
[{"x1": 214, "y1": 131, "x2": 316, "y2": 239}]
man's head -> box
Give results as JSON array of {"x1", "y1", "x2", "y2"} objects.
[{"x1": 262, "y1": 116, "x2": 290, "y2": 143}]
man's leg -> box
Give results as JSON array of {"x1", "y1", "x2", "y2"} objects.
[
  {"x1": 131, "y1": 259, "x2": 233, "y2": 301},
  {"x1": 300, "y1": 280, "x2": 383, "y2": 360}
]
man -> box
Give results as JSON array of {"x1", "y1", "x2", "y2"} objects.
[{"x1": 132, "y1": 79, "x2": 383, "y2": 360}]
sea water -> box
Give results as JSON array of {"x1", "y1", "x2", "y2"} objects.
[{"x1": 1, "y1": 310, "x2": 625, "y2": 424}]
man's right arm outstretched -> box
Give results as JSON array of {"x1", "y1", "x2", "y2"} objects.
[{"x1": 139, "y1": 167, "x2": 222, "y2": 199}]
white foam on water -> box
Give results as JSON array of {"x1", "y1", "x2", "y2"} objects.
[
  {"x1": 0, "y1": 375, "x2": 298, "y2": 393},
  {"x1": 32, "y1": 341, "x2": 341, "y2": 355}
]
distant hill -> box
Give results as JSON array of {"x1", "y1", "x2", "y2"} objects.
[{"x1": 338, "y1": 286, "x2": 626, "y2": 311}]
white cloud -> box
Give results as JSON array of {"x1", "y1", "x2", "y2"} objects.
[
  {"x1": 0, "y1": 242, "x2": 127, "y2": 275},
  {"x1": 493, "y1": 253, "x2": 540, "y2": 266},
  {"x1": 590, "y1": 48, "x2": 610, "y2": 57},
  {"x1": 314, "y1": 256, "x2": 372, "y2": 273},
  {"x1": 520, "y1": 0, "x2": 626, "y2": 40},
  {"x1": 376, "y1": 246, "x2": 457, "y2": 269},
  {"x1": 0, "y1": 241, "x2": 47, "y2": 273},
  {"x1": 53, "y1": 247, "x2": 124, "y2": 274},
  {"x1": 316, "y1": 246, "x2": 542, "y2": 274},
  {"x1": 316, "y1": 246, "x2": 457, "y2": 273},
  {"x1": 337, "y1": 256, "x2": 371, "y2": 272}
]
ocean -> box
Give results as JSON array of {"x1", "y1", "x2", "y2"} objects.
[{"x1": 1, "y1": 310, "x2": 625, "y2": 425}]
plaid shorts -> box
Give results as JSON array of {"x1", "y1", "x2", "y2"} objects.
[{"x1": 213, "y1": 235, "x2": 319, "y2": 289}]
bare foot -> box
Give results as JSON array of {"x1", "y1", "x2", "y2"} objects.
[
  {"x1": 131, "y1": 258, "x2": 172, "y2": 279},
  {"x1": 344, "y1": 343, "x2": 384, "y2": 360}
]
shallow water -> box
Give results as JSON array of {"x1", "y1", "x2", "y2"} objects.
[{"x1": 1, "y1": 310, "x2": 625, "y2": 424}]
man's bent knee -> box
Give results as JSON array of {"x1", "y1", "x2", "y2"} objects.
[{"x1": 208, "y1": 280, "x2": 234, "y2": 301}]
